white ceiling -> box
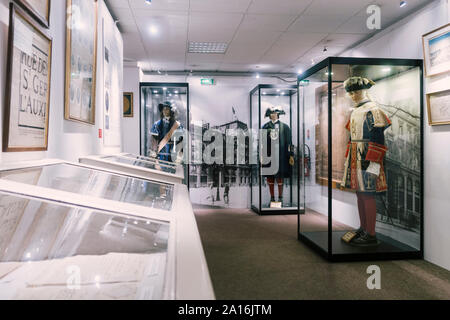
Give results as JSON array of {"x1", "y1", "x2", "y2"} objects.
[{"x1": 106, "y1": 0, "x2": 432, "y2": 73}]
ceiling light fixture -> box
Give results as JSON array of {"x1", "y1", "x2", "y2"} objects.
[
  {"x1": 323, "y1": 46, "x2": 328, "y2": 53},
  {"x1": 255, "y1": 73, "x2": 260, "y2": 79},
  {"x1": 145, "y1": 0, "x2": 152, "y2": 5},
  {"x1": 149, "y1": 25, "x2": 158, "y2": 35},
  {"x1": 188, "y1": 42, "x2": 228, "y2": 54},
  {"x1": 400, "y1": 1, "x2": 407, "y2": 7},
  {"x1": 297, "y1": 69, "x2": 303, "y2": 75}
]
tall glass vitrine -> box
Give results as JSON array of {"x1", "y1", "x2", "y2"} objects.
[
  {"x1": 298, "y1": 57, "x2": 424, "y2": 261},
  {"x1": 140, "y1": 83, "x2": 189, "y2": 186},
  {"x1": 250, "y1": 85, "x2": 301, "y2": 215}
]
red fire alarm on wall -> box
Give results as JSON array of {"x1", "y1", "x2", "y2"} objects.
[{"x1": 99, "y1": 129, "x2": 103, "y2": 138}]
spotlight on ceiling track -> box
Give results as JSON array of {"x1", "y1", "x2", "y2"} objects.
[
  {"x1": 323, "y1": 46, "x2": 328, "y2": 53},
  {"x1": 255, "y1": 73, "x2": 260, "y2": 79},
  {"x1": 400, "y1": 1, "x2": 407, "y2": 7},
  {"x1": 145, "y1": 0, "x2": 152, "y2": 5}
]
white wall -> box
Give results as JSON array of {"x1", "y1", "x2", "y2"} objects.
[
  {"x1": 0, "y1": 0, "x2": 122, "y2": 164},
  {"x1": 342, "y1": 0, "x2": 450, "y2": 270}
]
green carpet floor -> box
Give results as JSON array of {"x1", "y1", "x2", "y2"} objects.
[{"x1": 193, "y1": 207, "x2": 450, "y2": 300}]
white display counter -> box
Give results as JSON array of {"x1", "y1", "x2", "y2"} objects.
[{"x1": 0, "y1": 159, "x2": 214, "y2": 300}]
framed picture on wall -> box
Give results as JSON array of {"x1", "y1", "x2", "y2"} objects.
[
  {"x1": 426, "y1": 88, "x2": 450, "y2": 126},
  {"x1": 64, "y1": 0, "x2": 98, "y2": 125},
  {"x1": 15, "y1": 0, "x2": 51, "y2": 28},
  {"x1": 3, "y1": 3, "x2": 52, "y2": 152},
  {"x1": 123, "y1": 92, "x2": 133, "y2": 117},
  {"x1": 422, "y1": 23, "x2": 450, "y2": 77}
]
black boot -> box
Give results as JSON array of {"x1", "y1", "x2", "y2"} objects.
[
  {"x1": 351, "y1": 230, "x2": 379, "y2": 246},
  {"x1": 353, "y1": 227, "x2": 364, "y2": 238},
  {"x1": 270, "y1": 196, "x2": 275, "y2": 203}
]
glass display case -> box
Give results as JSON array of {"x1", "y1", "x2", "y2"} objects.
[
  {"x1": 0, "y1": 191, "x2": 171, "y2": 300},
  {"x1": 79, "y1": 153, "x2": 185, "y2": 184},
  {"x1": 0, "y1": 159, "x2": 214, "y2": 299},
  {"x1": 140, "y1": 83, "x2": 190, "y2": 186},
  {"x1": 250, "y1": 84, "x2": 300, "y2": 215},
  {"x1": 298, "y1": 57, "x2": 424, "y2": 261},
  {"x1": 0, "y1": 162, "x2": 175, "y2": 211}
]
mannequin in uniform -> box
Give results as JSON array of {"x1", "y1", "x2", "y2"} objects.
[
  {"x1": 340, "y1": 77, "x2": 391, "y2": 246},
  {"x1": 150, "y1": 101, "x2": 181, "y2": 162},
  {"x1": 262, "y1": 106, "x2": 295, "y2": 205}
]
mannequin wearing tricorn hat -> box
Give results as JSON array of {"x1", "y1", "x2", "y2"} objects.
[
  {"x1": 150, "y1": 101, "x2": 182, "y2": 162},
  {"x1": 262, "y1": 106, "x2": 295, "y2": 206},
  {"x1": 340, "y1": 76, "x2": 391, "y2": 246}
]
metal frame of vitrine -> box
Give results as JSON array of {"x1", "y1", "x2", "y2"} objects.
[
  {"x1": 250, "y1": 84, "x2": 300, "y2": 215},
  {"x1": 139, "y1": 82, "x2": 190, "y2": 189},
  {"x1": 297, "y1": 57, "x2": 424, "y2": 262}
]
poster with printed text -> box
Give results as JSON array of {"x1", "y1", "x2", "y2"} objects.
[
  {"x1": 102, "y1": 9, "x2": 123, "y2": 147},
  {"x1": 3, "y1": 4, "x2": 52, "y2": 152},
  {"x1": 64, "y1": 0, "x2": 97, "y2": 125}
]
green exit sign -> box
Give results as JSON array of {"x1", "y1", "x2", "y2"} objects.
[
  {"x1": 299, "y1": 79, "x2": 310, "y2": 86},
  {"x1": 201, "y1": 78, "x2": 215, "y2": 85}
]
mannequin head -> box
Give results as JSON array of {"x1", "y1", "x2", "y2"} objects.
[
  {"x1": 265, "y1": 106, "x2": 285, "y2": 120},
  {"x1": 158, "y1": 101, "x2": 174, "y2": 119},
  {"x1": 348, "y1": 89, "x2": 368, "y2": 104},
  {"x1": 343, "y1": 76, "x2": 375, "y2": 104},
  {"x1": 162, "y1": 106, "x2": 172, "y2": 118},
  {"x1": 269, "y1": 112, "x2": 279, "y2": 121}
]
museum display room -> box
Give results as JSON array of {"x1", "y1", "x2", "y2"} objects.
[{"x1": 1, "y1": 0, "x2": 450, "y2": 302}]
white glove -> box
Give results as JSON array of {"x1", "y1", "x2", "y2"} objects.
[{"x1": 366, "y1": 162, "x2": 380, "y2": 176}]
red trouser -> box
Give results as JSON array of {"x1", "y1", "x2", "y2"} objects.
[
  {"x1": 267, "y1": 177, "x2": 284, "y2": 198},
  {"x1": 356, "y1": 193, "x2": 377, "y2": 236}
]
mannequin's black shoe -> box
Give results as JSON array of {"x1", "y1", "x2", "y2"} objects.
[
  {"x1": 270, "y1": 197, "x2": 275, "y2": 202},
  {"x1": 354, "y1": 227, "x2": 364, "y2": 238},
  {"x1": 278, "y1": 197, "x2": 283, "y2": 203},
  {"x1": 350, "y1": 231, "x2": 379, "y2": 246}
]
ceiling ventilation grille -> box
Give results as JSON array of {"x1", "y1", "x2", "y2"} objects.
[{"x1": 188, "y1": 42, "x2": 228, "y2": 54}]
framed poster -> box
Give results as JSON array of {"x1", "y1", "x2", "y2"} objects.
[
  {"x1": 422, "y1": 23, "x2": 450, "y2": 77},
  {"x1": 64, "y1": 0, "x2": 98, "y2": 125},
  {"x1": 102, "y1": 10, "x2": 123, "y2": 147},
  {"x1": 426, "y1": 89, "x2": 450, "y2": 125},
  {"x1": 123, "y1": 92, "x2": 133, "y2": 117},
  {"x1": 3, "y1": 3, "x2": 52, "y2": 152},
  {"x1": 15, "y1": 0, "x2": 51, "y2": 28}
]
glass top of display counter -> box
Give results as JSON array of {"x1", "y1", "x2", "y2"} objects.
[
  {"x1": 0, "y1": 163, "x2": 174, "y2": 211},
  {"x1": 101, "y1": 155, "x2": 177, "y2": 174},
  {"x1": 121, "y1": 153, "x2": 178, "y2": 168},
  {"x1": 0, "y1": 192, "x2": 170, "y2": 300}
]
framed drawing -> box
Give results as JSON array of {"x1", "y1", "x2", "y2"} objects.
[
  {"x1": 3, "y1": 3, "x2": 52, "y2": 152},
  {"x1": 64, "y1": 0, "x2": 98, "y2": 125},
  {"x1": 123, "y1": 92, "x2": 133, "y2": 117},
  {"x1": 103, "y1": 13, "x2": 123, "y2": 147},
  {"x1": 422, "y1": 23, "x2": 450, "y2": 77},
  {"x1": 426, "y1": 89, "x2": 450, "y2": 125},
  {"x1": 15, "y1": 0, "x2": 51, "y2": 28}
]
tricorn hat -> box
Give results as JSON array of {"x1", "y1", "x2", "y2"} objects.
[
  {"x1": 264, "y1": 106, "x2": 286, "y2": 118},
  {"x1": 343, "y1": 77, "x2": 375, "y2": 92},
  {"x1": 158, "y1": 101, "x2": 173, "y2": 112}
]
